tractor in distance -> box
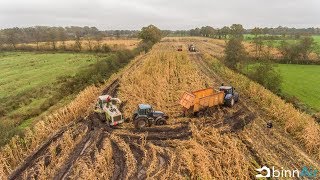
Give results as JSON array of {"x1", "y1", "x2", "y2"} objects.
[
  {"x1": 188, "y1": 44, "x2": 196, "y2": 52},
  {"x1": 132, "y1": 104, "x2": 169, "y2": 129},
  {"x1": 177, "y1": 45, "x2": 183, "y2": 51},
  {"x1": 94, "y1": 95, "x2": 125, "y2": 126}
]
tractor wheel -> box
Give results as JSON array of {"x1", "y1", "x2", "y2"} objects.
[
  {"x1": 134, "y1": 118, "x2": 147, "y2": 129},
  {"x1": 226, "y1": 98, "x2": 235, "y2": 107},
  {"x1": 197, "y1": 111, "x2": 204, "y2": 118},
  {"x1": 156, "y1": 118, "x2": 166, "y2": 126},
  {"x1": 235, "y1": 94, "x2": 239, "y2": 102}
]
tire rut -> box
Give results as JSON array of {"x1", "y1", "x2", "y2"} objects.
[
  {"x1": 8, "y1": 118, "x2": 84, "y2": 180},
  {"x1": 54, "y1": 79, "x2": 120, "y2": 179},
  {"x1": 53, "y1": 126, "x2": 102, "y2": 180},
  {"x1": 110, "y1": 140, "x2": 127, "y2": 180}
]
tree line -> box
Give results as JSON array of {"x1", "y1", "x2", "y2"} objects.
[
  {"x1": 165, "y1": 26, "x2": 320, "y2": 38},
  {"x1": 164, "y1": 24, "x2": 245, "y2": 39},
  {"x1": 0, "y1": 26, "x2": 139, "y2": 51}
]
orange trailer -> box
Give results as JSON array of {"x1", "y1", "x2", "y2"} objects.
[{"x1": 179, "y1": 88, "x2": 225, "y2": 116}]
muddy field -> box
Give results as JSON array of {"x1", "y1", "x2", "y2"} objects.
[{"x1": 7, "y1": 40, "x2": 320, "y2": 179}]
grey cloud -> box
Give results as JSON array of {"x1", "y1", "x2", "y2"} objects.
[{"x1": 0, "y1": 0, "x2": 319, "y2": 30}]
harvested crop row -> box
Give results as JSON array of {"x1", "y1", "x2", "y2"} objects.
[
  {"x1": 111, "y1": 42, "x2": 252, "y2": 179},
  {"x1": 118, "y1": 42, "x2": 210, "y2": 120},
  {"x1": 20, "y1": 123, "x2": 88, "y2": 179}
]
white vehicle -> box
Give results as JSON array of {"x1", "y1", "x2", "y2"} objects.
[{"x1": 94, "y1": 95, "x2": 124, "y2": 126}]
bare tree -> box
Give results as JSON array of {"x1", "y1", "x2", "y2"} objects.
[
  {"x1": 30, "y1": 26, "x2": 43, "y2": 50},
  {"x1": 4, "y1": 28, "x2": 20, "y2": 50},
  {"x1": 74, "y1": 33, "x2": 82, "y2": 52},
  {"x1": 93, "y1": 33, "x2": 104, "y2": 51},
  {"x1": 0, "y1": 34, "x2": 4, "y2": 50},
  {"x1": 58, "y1": 27, "x2": 67, "y2": 50},
  {"x1": 85, "y1": 35, "x2": 93, "y2": 51},
  {"x1": 48, "y1": 28, "x2": 58, "y2": 50},
  {"x1": 253, "y1": 37, "x2": 264, "y2": 59},
  {"x1": 298, "y1": 36, "x2": 315, "y2": 60}
]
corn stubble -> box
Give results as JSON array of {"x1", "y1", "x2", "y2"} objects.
[{"x1": 114, "y1": 42, "x2": 251, "y2": 179}]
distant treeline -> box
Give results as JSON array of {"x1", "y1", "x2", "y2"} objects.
[
  {"x1": 0, "y1": 26, "x2": 139, "y2": 51},
  {"x1": 164, "y1": 25, "x2": 320, "y2": 38},
  {"x1": 2, "y1": 25, "x2": 320, "y2": 52}
]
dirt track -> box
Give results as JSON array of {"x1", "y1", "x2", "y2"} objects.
[{"x1": 8, "y1": 39, "x2": 320, "y2": 179}]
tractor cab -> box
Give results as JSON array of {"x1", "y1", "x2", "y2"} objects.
[
  {"x1": 219, "y1": 86, "x2": 235, "y2": 95},
  {"x1": 135, "y1": 104, "x2": 165, "y2": 117},
  {"x1": 137, "y1": 104, "x2": 153, "y2": 116}
]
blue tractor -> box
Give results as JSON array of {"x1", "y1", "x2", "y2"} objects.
[
  {"x1": 132, "y1": 104, "x2": 169, "y2": 129},
  {"x1": 219, "y1": 85, "x2": 239, "y2": 107}
]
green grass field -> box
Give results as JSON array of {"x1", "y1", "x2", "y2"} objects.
[
  {"x1": 0, "y1": 52, "x2": 98, "y2": 99},
  {"x1": 0, "y1": 52, "x2": 102, "y2": 144},
  {"x1": 242, "y1": 62, "x2": 320, "y2": 112},
  {"x1": 276, "y1": 64, "x2": 320, "y2": 111}
]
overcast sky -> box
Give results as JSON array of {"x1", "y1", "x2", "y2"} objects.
[{"x1": 0, "y1": 0, "x2": 319, "y2": 30}]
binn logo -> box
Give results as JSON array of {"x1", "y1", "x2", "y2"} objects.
[
  {"x1": 255, "y1": 165, "x2": 318, "y2": 178},
  {"x1": 256, "y1": 166, "x2": 270, "y2": 178}
]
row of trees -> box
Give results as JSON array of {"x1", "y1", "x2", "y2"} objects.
[
  {"x1": 0, "y1": 26, "x2": 141, "y2": 51},
  {"x1": 190, "y1": 24, "x2": 245, "y2": 39},
  {"x1": 166, "y1": 24, "x2": 245, "y2": 39},
  {"x1": 247, "y1": 26, "x2": 320, "y2": 36},
  {"x1": 279, "y1": 37, "x2": 315, "y2": 63},
  {"x1": 0, "y1": 26, "x2": 106, "y2": 50},
  {"x1": 249, "y1": 33, "x2": 317, "y2": 63},
  {"x1": 166, "y1": 26, "x2": 320, "y2": 38}
]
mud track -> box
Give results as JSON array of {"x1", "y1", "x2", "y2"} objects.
[
  {"x1": 8, "y1": 118, "x2": 84, "y2": 180},
  {"x1": 108, "y1": 122, "x2": 192, "y2": 179},
  {"x1": 110, "y1": 141, "x2": 127, "y2": 180},
  {"x1": 53, "y1": 79, "x2": 120, "y2": 179}
]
